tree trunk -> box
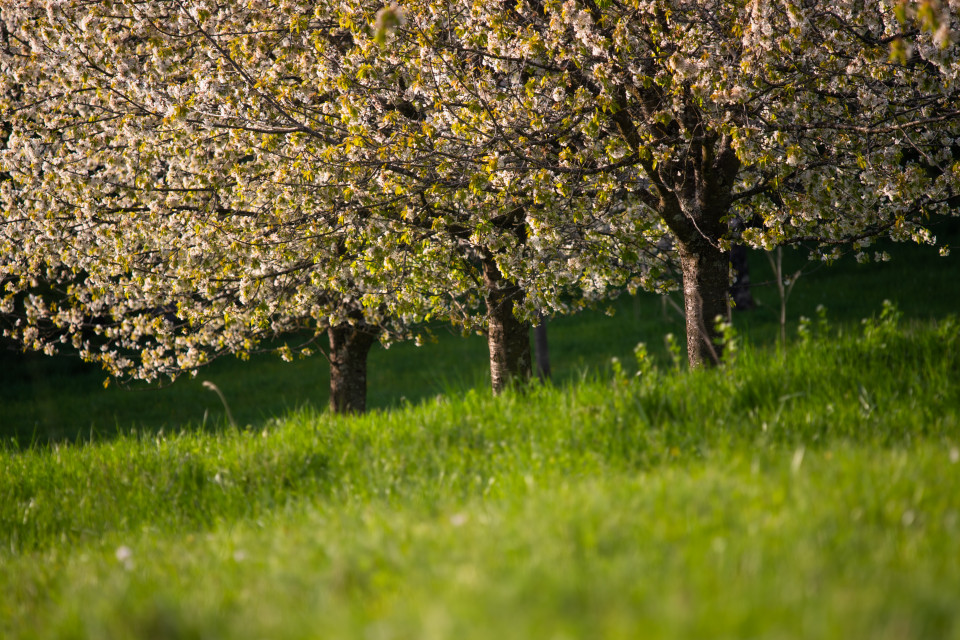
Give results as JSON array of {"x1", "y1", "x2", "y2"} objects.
[
  {"x1": 482, "y1": 257, "x2": 531, "y2": 394},
  {"x1": 533, "y1": 312, "x2": 551, "y2": 381},
  {"x1": 327, "y1": 322, "x2": 377, "y2": 414},
  {"x1": 678, "y1": 239, "x2": 730, "y2": 367}
]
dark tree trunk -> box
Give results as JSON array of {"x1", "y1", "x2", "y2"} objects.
[
  {"x1": 678, "y1": 239, "x2": 730, "y2": 367},
  {"x1": 327, "y1": 322, "x2": 377, "y2": 414},
  {"x1": 605, "y1": 66, "x2": 745, "y2": 369},
  {"x1": 658, "y1": 134, "x2": 739, "y2": 368},
  {"x1": 482, "y1": 257, "x2": 531, "y2": 394},
  {"x1": 533, "y1": 312, "x2": 551, "y2": 381}
]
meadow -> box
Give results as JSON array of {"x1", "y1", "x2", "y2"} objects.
[{"x1": 1, "y1": 235, "x2": 959, "y2": 639}]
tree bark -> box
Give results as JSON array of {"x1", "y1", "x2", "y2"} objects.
[
  {"x1": 327, "y1": 322, "x2": 377, "y2": 414},
  {"x1": 482, "y1": 257, "x2": 532, "y2": 394},
  {"x1": 678, "y1": 239, "x2": 730, "y2": 367}
]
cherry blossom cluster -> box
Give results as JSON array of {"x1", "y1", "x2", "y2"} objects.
[{"x1": 1, "y1": 0, "x2": 957, "y2": 378}]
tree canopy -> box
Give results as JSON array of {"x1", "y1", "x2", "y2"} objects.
[{"x1": 2, "y1": 1, "x2": 958, "y2": 404}]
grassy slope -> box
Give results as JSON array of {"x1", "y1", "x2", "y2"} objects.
[
  {"x1": 1, "y1": 229, "x2": 958, "y2": 638},
  {"x1": 1, "y1": 311, "x2": 959, "y2": 639}
]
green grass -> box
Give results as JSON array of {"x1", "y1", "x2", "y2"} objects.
[
  {"x1": 1, "y1": 229, "x2": 958, "y2": 637},
  {"x1": 2, "y1": 309, "x2": 959, "y2": 639}
]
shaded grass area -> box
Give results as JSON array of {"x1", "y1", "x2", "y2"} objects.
[
  {"x1": 1, "y1": 226, "x2": 957, "y2": 443},
  {"x1": 1, "y1": 313, "x2": 959, "y2": 639}
]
